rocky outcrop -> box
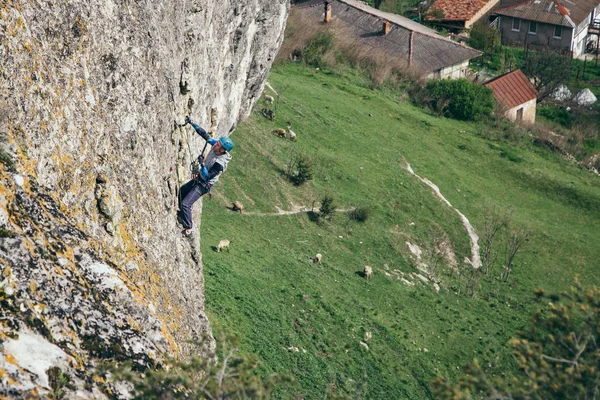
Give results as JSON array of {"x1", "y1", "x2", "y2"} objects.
[{"x1": 0, "y1": 0, "x2": 289, "y2": 397}]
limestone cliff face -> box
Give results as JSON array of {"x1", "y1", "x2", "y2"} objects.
[{"x1": 0, "y1": 0, "x2": 288, "y2": 397}]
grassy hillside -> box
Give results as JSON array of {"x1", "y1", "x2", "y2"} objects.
[{"x1": 199, "y1": 63, "x2": 600, "y2": 399}]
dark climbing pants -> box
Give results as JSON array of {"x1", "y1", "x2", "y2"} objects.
[{"x1": 179, "y1": 179, "x2": 210, "y2": 230}]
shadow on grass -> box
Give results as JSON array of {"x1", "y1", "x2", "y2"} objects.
[{"x1": 354, "y1": 270, "x2": 368, "y2": 279}]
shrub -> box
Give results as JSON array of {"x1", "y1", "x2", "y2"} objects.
[
  {"x1": 303, "y1": 33, "x2": 334, "y2": 67},
  {"x1": 468, "y1": 24, "x2": 501, "y2": 54},
  {"x1": 425, "y1": 79, "x2": 495, "y2": 121},
  {"x1": 433, "y1": 280, "x2": 600, "y2": 399},
  {"x1": 317, "y1": 195, "x2": 336, "y2": 224},
  {"x1": 348, "y1": 205, "x2": 371, "y2": 223},
  {"x1": 103, "y1": 331, "x2": 283, "y2": 400},
  {"x1": 537, "y1": 106, "x2": 573, "y2": 128},
  {"x1": 286, "y1": 152, "x2": 313, "y2": 186}
]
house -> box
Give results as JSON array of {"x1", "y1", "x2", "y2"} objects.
[
  {"x1": 485, "y1": 69, "x2": 539, "y2": 124},
  {"x1": 494, "y1": 0, "x2": 600, "y2": 57},
  {"x1": 426, "y1": 0, "x2": 502, "y2": 30},
  {"x1": 297, "y1": 0, "x2": 482, "y2": 79}
]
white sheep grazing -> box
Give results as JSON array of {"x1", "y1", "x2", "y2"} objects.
[
  {"x1": 287, "y1": 125, "x2": 297, "y2": 141},
  {"x1": 263, "y1": 92, "x2": 274, "y2": 104},
  {"x1": 364, "y1": 265, "x2": 373, "y2": 279},
  {"x1": 217, "y1": 239, "x2": 230, "y2": 252},
  {"x1": 364, "y1": 331, "x2": 372, "y2": 341},
  {"x1": 313, "y1": 253, "x2": 322, "y2": 264}
]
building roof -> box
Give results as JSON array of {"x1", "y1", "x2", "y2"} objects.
[
  {"x1": 298, "y1": 0, "x2": 482, "y2": 74},
  {"x1": 429, "y1": 0, "x2": 499, "y2": 22},
  {"x1": 485, "y1": 69, "x2": 538, "y2": 109},
  {"x1": 494, "y1": 0, "x2": 600, "y2": 27}
]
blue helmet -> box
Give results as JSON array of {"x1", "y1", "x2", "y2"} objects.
[{"x1": 219, "y1": 137, "x2": 234, "y2": 152}]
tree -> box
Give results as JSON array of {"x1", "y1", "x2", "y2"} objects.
[
  {"x1": 432, "y1": 279, "x2": 600, "y2": 399},
  {"x1": 468, "y1": 24, "x2": 501, "y2": 57},
  {"x1": 425, "y1": 79, "x2": 495, "y2": 121},
  {"x1": 521, "y1": 48, "x2": 572, "y2": 101}
]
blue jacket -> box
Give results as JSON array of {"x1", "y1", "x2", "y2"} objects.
[{"x1": 191, "y1": 122, "x2": 232, "y2": 186}]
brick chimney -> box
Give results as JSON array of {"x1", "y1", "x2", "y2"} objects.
[
  {"x1": 383, "y1": 20, "x2": 391, "y2": 35},
  {"x1": 324, "y1": 1, "x2": 332, "y2": 23}
]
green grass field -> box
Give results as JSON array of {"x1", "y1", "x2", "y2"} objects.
[{"x1": 200, "y1": 63, "x2": 600, "y2": 399}]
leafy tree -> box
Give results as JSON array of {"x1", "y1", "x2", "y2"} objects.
[
  {"x1": 317, "y1": 195, "x2": 337, "y2": 224},
  {"x1": 286, "y1": 151, "x2": 314, "y2": 186},
  {"x1": 521, "y1": 49, "x2": 571, "y2": 101},
  {"x1": 432, "y1": 279, "x2": 600, "y2": 399},
  {"x1": 425, "y1": 79, "x2": 495, "y2": 121},
  {"x1": 469, "y1": 24, "x2": 501, "y2": 55}
]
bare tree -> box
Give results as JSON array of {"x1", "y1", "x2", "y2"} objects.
[
  {"x1": 522, "y1": 47, "x2": 572, "y2": 101},
  {"x1": 501, "y1": 229, "x2": 532, "y2": 283},
  {"x1": 480, "y1": 207, "x2": 510, "y2": 277}
]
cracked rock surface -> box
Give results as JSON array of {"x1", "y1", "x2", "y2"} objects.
[{"x1": 0, "y1": 0, "x2": 288, "y2": 397}]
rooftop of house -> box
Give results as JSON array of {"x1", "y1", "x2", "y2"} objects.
[
  {"x1": 297, "y1": 0, "x2": 481, "y2": 74},
  {"x1": 485, "y1": 69, "x2": 538, "y2": 109},
  {"x1": 428, "y1": 0, "x2": 500, "y2": 22},
  {"x1": 494, "y1": 0, "x2": 600, "y2": 27}
]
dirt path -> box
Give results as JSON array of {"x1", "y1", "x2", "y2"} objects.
[
  {"x1": 241, "y1": 204, "x2": 352, "y2": 217},
  {"x1": 406, "y1": 164, "x2": 481, "y2": 269}
]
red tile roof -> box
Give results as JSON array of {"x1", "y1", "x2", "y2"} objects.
[
  {"x1": 485, "y1": 69, "x2": 538, "y2": 109},
  {"x1": 429, "y1": 0, "x2": 497, "y2": 21}
]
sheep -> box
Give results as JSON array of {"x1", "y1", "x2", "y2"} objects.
[
  {"x1": 273, "y1": 128, "x2": 286, "y2": 138},
  {"x1": 364, "y1": 331, "x2": 372, "y2": 342},
  {"x1": 232, "y1": 201, "x2": 244, "y2": 213},
  {"x1": 217, "y1": 239, "x2": 230, "y2": 252},
  {"x1": 287, "y1": 125, "x2": 297, "y2": 141},
  {"x1": 262, "y1": 108, "x2": 275, "y2": 121},
  {"x1": 313, "y1": 253, "x2": 322, "y2": 264},
  {"x1": 364, "y1": 265, "x2": 373, "y2": 279},
  {"x1": 263, "y1": 91, "x2": 274, "y2": 104}
]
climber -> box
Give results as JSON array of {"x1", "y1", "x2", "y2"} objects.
[{"x1": 178, "y1": 115, "x2": 234, "y2": 236}]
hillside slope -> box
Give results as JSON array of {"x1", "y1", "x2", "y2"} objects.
[{"x1": 200, "y1": 63, "x2": 600, "y2": 399}]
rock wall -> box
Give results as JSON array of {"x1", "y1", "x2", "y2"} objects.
[{"x1": 0, "y1": 0, "x2": 289, "y2": 397}]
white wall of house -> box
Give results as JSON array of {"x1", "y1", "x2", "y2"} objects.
[
  {"x1": 505, "y1": 98, "x2": 537, "y2": 124},
  {"x1": 573, "y1": 17, "x2": 591, "y2": 57},
  {"x1": 432, "y1": 60, "x2": 470, "y2": 79}
]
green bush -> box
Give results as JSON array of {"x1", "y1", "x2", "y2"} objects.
[
  {"x1": 468, "y1": 24, "x2": 501, "y2": 54},
  {"x1": 348, "y1": 205, "x2": 371, "y2": 223},
  {"x1": 286, "y1": 152, "x2": 314, "y2": 186},
  {"x1": 425, "y1": 79, "x2": 495, "y2": 121},
  {"x1": 317, "y1": 195, "x2": 337, "y2": 224},
  {"x1": 303, "y1": 33, "x2": 334, "y2": 67},
  {"x1": 537, "y1": 106, "x2": 573, "y2": 128}
]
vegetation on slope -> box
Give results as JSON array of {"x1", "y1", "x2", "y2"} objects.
[{"x1": 198, "y1": 62, "x2": 600, "y2": 399}]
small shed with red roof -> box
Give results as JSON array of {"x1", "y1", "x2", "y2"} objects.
[{"x1": 485, "y1": 69, "x2": 539, "y2": 124}]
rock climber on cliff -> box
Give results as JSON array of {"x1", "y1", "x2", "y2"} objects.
[{"x1": 178, "y1": 115, "x2": 234, "y2": 236}]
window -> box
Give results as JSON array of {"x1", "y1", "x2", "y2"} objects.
[
  {"x1": 554, "y1": 25, "x2": 562, "y2": 38},
  {"x1": 517, "y1": 108, "x2": 523, "y2": 122},
  {"x1": 529, "y1": 21, "x2": 537, "y2": 34},
  {"x1": 512, "y1": 18, "x2": 521, "y2": 31}
]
